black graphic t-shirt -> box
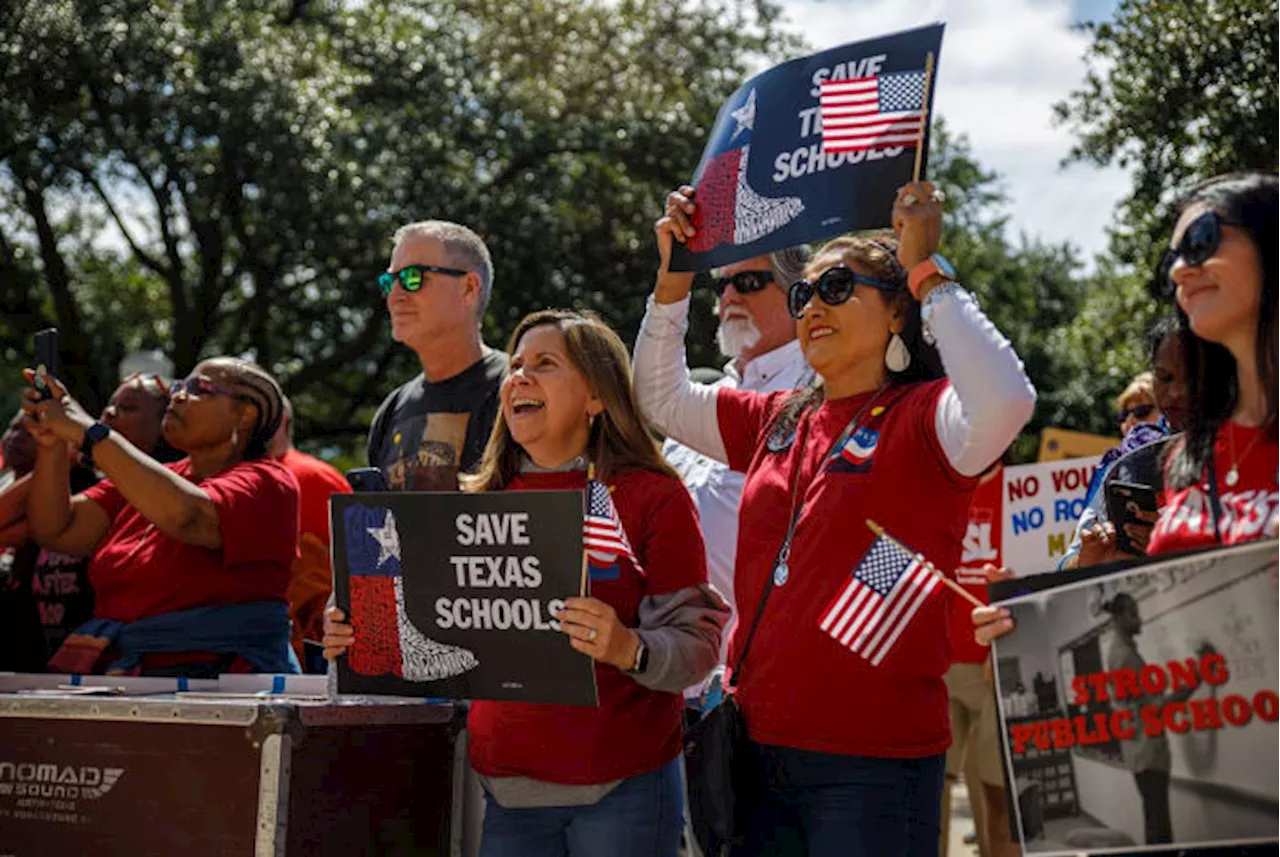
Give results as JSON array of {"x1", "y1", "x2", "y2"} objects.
[{"x1": 367, "y1": 350, "x2": 507, "y2": 491}]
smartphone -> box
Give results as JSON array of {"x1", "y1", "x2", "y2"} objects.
[
  {"x1": 346, "y1": 467, "x2": 389, "y2": 493},
  {"x1": 1105, "y1": 480, "x2": 1161, "y2": 554},
  {"x1": 32, "y1": 327, "x2": 60, "y2": 401}
]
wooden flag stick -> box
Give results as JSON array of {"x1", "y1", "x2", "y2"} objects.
[
  {"x1": 911, "y1": 52, "x2": 936, "y2": 182},
  {"x1": 579, "y1": 462, "x2": 595, "y2": 597},
  {"x1": 865, "y1": 518, "x2": 985, "y2": 608}
]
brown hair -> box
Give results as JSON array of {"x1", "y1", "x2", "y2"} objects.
[
  {"x1": 463, "y1": 309, "x2": 678, "y2": 492},
  {"x1": 776, "y1": 232, "x2": 944, "y2": 430}
]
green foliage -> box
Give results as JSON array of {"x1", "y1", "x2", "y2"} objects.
[
  {"x1": 0, "y1": 0, "x2": 793, "y2": 449},
  {"x1": 1055, "y1": 0, "x2": 1279, "y2": 267}
]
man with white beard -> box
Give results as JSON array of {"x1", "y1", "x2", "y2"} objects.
[{"x1": 661, "y1": 248, "x2": 812, "y2": 669}]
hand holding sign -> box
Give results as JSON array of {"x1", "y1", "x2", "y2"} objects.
[
  {"x1": 892, "y1": 180, "x2": 944, "y2": 273},
  {"x1": 653, "y1": 186, "x2": 698, "y2": 305}
]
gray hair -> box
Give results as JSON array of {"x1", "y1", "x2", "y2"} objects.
[
  {"x1": 767, "y1": 245, "x2": 812, "y2": 290},
  {"x1": 391, "y1": 220, "x2": 494, "y2": 323}
]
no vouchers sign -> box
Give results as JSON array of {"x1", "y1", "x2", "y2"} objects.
[{"x1": 331, "y1": 490, "x2": 596, "y2": 706}]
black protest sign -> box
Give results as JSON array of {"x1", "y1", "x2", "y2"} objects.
[
  {"x1": 989, "y1": 540, "x2": 1278, "y2": 855},
  {"x1": 670, "y1": 23, "x2": 944, "y2": 272},
  {"x1": 331, "y1": 490, "x2": 597, "y2": 706}
]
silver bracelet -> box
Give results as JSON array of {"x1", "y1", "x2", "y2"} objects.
[{"x1": 920, "y1": 281, "x2": 968, "y2": 346}]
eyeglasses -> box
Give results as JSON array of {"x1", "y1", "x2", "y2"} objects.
[
  {"x1": 1116, "y1": 403, "x2": 1157, "y2": 424},
  {"x1": 378, "y1": 264, "x2": 469, "y2": 296},
  {"x1": 787, "y1": 264, "x2": 901, "y2": 319},
  {"x1": 712, "y1": 269, "x2": 774, "y2": 296},
  {"x1": 1152, "y1": 210, "x2": 1241, "y2": 297},
  {"x1": 173, "y1": 376, "x2": 237, "y2": 399}
]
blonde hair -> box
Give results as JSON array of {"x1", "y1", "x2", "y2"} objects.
[
  {"x1": 463, "y1": 310, "x2": 678, "y2": 492},
  {"x1": 1117, "y1": 371, "x2": 1156, "y2": 411}
]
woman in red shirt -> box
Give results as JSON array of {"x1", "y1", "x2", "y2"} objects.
[
  {"x1": 22, "y1": 358, "x2": 299, "y2": 676},
  {"x1": 324, "y1": 310, "x2": 727, "y2": 857},
  {"x1": 975, "y1": 173, "x2": 1278, "y2": 648},
  {"x1": 634, "y1": 183, "x2": 1035, "y2": 855}
]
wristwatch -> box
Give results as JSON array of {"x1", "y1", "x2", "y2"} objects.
[
  {"x1": 80, "y1": 421, "x2": 111, "y2": 468},
  {"x1": 907, "y1": 253, "x2": 956, "y2": 299},
  {"x1": 625, "y1": 639, "x2": 649, "y2": 675}
]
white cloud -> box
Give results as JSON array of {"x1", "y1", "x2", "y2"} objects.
[{"x1": 776, "y1": 0, "x2": 1131, "y2": 262}]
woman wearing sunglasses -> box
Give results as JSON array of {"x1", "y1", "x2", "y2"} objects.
[
  {"x1": 21, "y1": 358, "x2": 300, "y2": 676},
  {"x1": 976, "y1": 173, "x2": 1277, "y2": 671},
  {"x1": 635, "y1": 181, "x2": 1035, "y2": 854}
]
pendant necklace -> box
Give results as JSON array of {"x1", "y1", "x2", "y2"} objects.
[{"x1": 1224, "y1": 422, "x2": 1264, "y2": 488}]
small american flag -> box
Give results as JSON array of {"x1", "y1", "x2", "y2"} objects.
[
  {"x1": 820, "y1": 70, "x2": 926, "y2": 153},
  {"x1": 818, "y1": 535, "x2": 941, "y2": 666},
  {"x1": 585, "y1": 479, "x2": 642, "y2": 571}
]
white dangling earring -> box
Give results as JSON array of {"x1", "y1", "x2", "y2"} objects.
[
  {"x1": 885, "y1": 332, "x2": 911, "y2": 373},
  {"x1": 230, "y1": 426, "x2": 240, "y2": 448}
]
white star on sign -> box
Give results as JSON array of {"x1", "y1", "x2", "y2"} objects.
[
  {"x1": 730, "y1": 88, "x2": 757, "y2": 141},
  {"x1": 367, "y1": 510, "x2": 401, "y2": 568}
]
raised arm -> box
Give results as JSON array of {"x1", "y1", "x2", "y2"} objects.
[
  {"x1": 927, "y1": 286, "x2": 1037, "y2": 476},
  {"x1": 632, "y1": 186, "x2": 729, "y2": 462},
  {"x1": 25, "y1": 426, "x2": 111, "y2": 558},
  {"x1": 24, "y1": 373, "x2": 225, "y2": 549},
  {"x1": 893, "y1": 182, "x2": 1036, "y2": 477}
]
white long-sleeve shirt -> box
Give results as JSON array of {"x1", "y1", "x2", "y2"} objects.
[{"x1": 634, "y1": 285, "x2": 1036, "y2": 481}]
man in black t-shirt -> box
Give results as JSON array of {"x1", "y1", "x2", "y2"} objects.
[{"x1": 368, "y1": 221, "x2": 506, "y2": 490}]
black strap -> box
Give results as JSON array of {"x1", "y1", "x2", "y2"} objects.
[{"x1": 1206, "y1": 452, "x2": 1225, "y2": 545}]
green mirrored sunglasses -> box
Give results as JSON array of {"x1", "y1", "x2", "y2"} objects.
[{"x1": 378, "y1": 264, "x2": 468, "y2": 296}]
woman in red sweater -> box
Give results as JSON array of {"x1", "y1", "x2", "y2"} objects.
[{"x1": 325, "y1": 309, "x2": 727, "y2": 857}]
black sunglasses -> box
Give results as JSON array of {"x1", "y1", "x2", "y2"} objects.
[
  {"x1": 787, "y1": 265, "x2": 900, "y2": 319},
  {"x1": 378, "y1": 264, "x2": 468, "y2": 296},
  {"x1": 1116, "y1": 403, "x2": 1157, "y2": 424},
  {"x1": 1152, "y1": 210, "x2": 1240, "y2": 298},
  {"x1": 712, "y1": 269, "x2": 774, "y2": 296}
]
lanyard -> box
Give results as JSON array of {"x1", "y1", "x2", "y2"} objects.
[{"x1": 729, "y1": 384, "x2": 892, "y2": 687}]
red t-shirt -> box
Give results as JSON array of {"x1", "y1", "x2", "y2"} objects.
[
  {"x1": 279, "y1": 448, "x2": 351, "y2": 543},
  {"x1": 719, "y1": 380, "x2": 977, "y2": 758},
  {"x1": 949, "y1": 469, "x2": 1003, "y2": 665},
  {"x1": 1148, "y1": 423, "x2": 1278, "y2": 555},
  {"x1": 83, "y1": 458, "x2": 300, "y2": 623},
  {"x1": 467, "y1": 467, "x2": 707, "y2": 784}
]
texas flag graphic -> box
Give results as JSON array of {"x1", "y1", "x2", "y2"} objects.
[
  {"x1": 687, "y1": 88, "x2": 806, "y2": 254},
  {"x1": 344, "y1": 504, "x2": 478, "y2": 681},
  {"x1": 829, "y1": 426, "x2": 881, "y2": 473}
]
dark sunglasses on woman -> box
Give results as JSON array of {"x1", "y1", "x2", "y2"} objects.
[
  {"x1": 1152, "y1": 210, "x2": 1241, "y2": 298},
  {"x1": 787, "y1": 264, "x2": 900, "y2": 319},
  {"x1": 378, "y1": 264, "x2": 469, "y2": 297},
  {"x1": 1116, "y1": 403, "x2": 1157, "y2": 424},
  {"x1": 173, "y1": 376, "x2": 236, "y2": 398},
  {"x1": 712, "y1": 269, "x2": 774, "y2": 296}
]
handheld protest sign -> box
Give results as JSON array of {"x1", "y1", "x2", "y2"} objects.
[
  {"x1": 988, "y1": 540, "x2": 1279, "y2": 855},
  {"x1": 670, "y1": 22, "x2": 944, "y2": 272},
  {"x1": 331, "y1": 490, "x2": 597, "y2": 706}
]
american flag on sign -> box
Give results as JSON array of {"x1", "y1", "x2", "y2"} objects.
[
  {"x1": 584, "y1": 480, "x2": 642, "y2": 572},
  {"x1": 818, "y1": 535, "x2": 941, "y2": 666},
  {"x1": 820, "y1": 70, "x2": 927, "y2": 153}
]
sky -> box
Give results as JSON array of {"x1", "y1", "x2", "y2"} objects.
[{"x1": 774, "y1": 0, "x2": 1128, "y2": 262}]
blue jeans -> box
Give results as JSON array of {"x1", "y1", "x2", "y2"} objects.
[
  {"x1": 479, "y1": 757, "x2": 682, "y2": 857},
  {"x1": 734, "y1": 742, "x2": 945, "y2": 857}
]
